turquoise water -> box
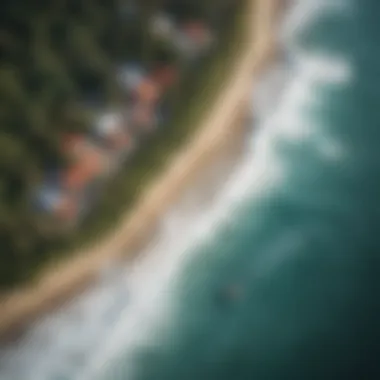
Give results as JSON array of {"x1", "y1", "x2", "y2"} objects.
[
  {"x1": 93, "y1": 1, "x2": 380, "y2": 379},
  {"x1": 1, "y1": 0, "x2": 380, "y2": 379}
]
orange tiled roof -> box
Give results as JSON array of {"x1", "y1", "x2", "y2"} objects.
[
  {"x1": 152, "y1": 66, "x2": 178, "y2": 90},
  {"x1": 62, "y1": 151, "x2": 105, "y2": 191},
  {"x1": 183, "y1": 21, "x2": 209, "y2": 44},
  {"x1": 134, "y1": 78, "x2": 161, "y2": 105},
  {"x1": 55, "y1": 195, "x2": 78, "y2": 221},
  {"x1": 106, "y1": 131, "x2": 132, "y2": 150},
  {"x1": 62, "y1": 134, "x2": 86, "y2": 155}
]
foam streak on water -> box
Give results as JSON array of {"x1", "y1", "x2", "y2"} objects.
[
  {"x1": 0, "y1": 1, "x2": 356, "y2": 379},
  {"x1": 88, "y1": 0, "x2": 355, "y2": 379}
]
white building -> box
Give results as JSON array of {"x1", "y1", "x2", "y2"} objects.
[
  {"x1": 117, "y1": 64, "x2": 146, "y2": 94},
  {"x1": 94, "y1": 112, "x2": 124, "y2": 139},
  {"x1": 150, "y1": 12, "x2": 176, "y2": 40}
]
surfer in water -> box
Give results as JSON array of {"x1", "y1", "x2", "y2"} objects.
[{"x1": 215, "y1": 283, "x2": 244, "y2": 309}]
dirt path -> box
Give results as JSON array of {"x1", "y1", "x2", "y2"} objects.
[{"x1": 0, "y1": 0, "x2": 279, "y2": 342}]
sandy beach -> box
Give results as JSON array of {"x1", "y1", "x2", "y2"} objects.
[{"x1": 0, "y1": 0, "x2": 278, "y2": 342}]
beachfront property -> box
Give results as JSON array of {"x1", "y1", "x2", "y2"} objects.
[
  {"x1": 33, "y1": 72, "x2": 167, "y2": 228},
  {"x1": 179, "y1": 21, "x2": 214, "y2": 55},
  {"x1": 34, "y1": 179, "x2": 84, "y2": 228},
  {"x1": 93, "y1": 112, "x2": 134, "y2": 151},
  {"x1": 61, "y1": 134, "x2": 110, "y2": 176},
  {"x1": 118, "y1": 64, "x2": 178, "y2": 103},
  {"x1": 34, "y1": 80, "x2": 199, "y2": 229},
  {"x1": 132, "y1": 75, "x2": 161, "y2": 106},
  {"x1": 117, "y1": 64, "x2": 147, "y2": 95},
  {"x1": 35, "y1": 184, "x2": 72, "y2": 218},
  {"x1": 0, "y1": 0, "x2": 246, "y2": 297},
  {"x1": 92, "y1": 111, "x2": 137, "y2": 175},
  {"x1": 60, "y1": 153, "x2": 106, "y2": 193},
  {"x1": 152, "y1": 64, "x2": 179, "y2": 91},
  {"x1": 31, "y1": 6, "x2": 219, "y2": 231},
  {"x1": 167, "y1": 20, "x2": 214, "y2": 61},
  {"x1": 149, "y1": 10, "x2": 214, "y2": 59},
  {"x1": 34, "y1": 134, "x2": 109, "y2": 224},
  {"x1": 118, "y1": 64, "x2": 176, "y2": 135}
]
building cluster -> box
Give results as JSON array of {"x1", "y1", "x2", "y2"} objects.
[{"x1": 34, "y1": 10, "x2": 214, "y2": 228}]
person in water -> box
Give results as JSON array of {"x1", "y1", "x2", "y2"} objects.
[{"x1": 215, "y1": 283, "x2": 244, "y2": 309}]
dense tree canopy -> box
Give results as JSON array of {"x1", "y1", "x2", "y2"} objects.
[{"x1": 0, "y1": 0, "x2": 241, "y2": 288}]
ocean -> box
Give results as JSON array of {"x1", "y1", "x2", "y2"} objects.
[{"x1": 1, "y1": 0, "x2": 380, "y2": 379}]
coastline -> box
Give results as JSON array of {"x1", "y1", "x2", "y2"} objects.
[{"x1": 0, "y1": 0, "x2": 278, "y2": 342}]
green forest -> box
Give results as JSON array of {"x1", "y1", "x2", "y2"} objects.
[{"x1": 0, "y1": 0, "x2": 244, "y2": 289}]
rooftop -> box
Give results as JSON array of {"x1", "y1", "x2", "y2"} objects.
[
  {"x1": 152, "y1": 65, "x2": 179, "y2": 91},
  {"x1": 172, "y1": 21, "x2": 214, "y2": 57},
  {"x1": 133, "y1": 77, "x2": 161, "y2": 105},
  {"x1": 60, "y1": 148, "x2": 108, "y2": 192},
  {"x1": 117, "y1": 64, "x2": 146, "y2": 93},
  {"x1": 94, "y1": 112, "x2": 124, "y2": 137}
]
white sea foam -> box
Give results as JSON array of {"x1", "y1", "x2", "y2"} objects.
[
  {"x1": 82, "y1": 2, "x2": 341, "y2": 377},
  {"x1": 317, "y1": 135, "x2": 347, "y2": 162},
  {"x1": 281, "y1": 0, "x2": 351, "y2": 49},
  {"x1": 0, "y1": 1, "x2": 355, "y2": 380}
]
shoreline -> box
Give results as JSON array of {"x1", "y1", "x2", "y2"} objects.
[{"x1": 0, "y1": 0, "x2": 278, "y2": 342}]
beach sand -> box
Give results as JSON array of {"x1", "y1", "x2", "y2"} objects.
[{"x1": 0, "y1": 0, "x2": 278, "y2": 342}]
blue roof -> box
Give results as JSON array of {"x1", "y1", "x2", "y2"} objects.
[
  {"x1": 117, "y1": 63, "x2": 146, "y2": 92},
  {"x1": 34, "y1": 184, "x2": 64, "y2": 212}
]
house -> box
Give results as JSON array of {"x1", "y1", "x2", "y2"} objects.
[
  {"x1": 172, "y1": 21, "x2": 214, "y2": 60},
  {"x1": 61, "y1": 134, "x2": 87, "y2": 159},
  {"x1": 117, "y1": 64, "x2": 147, "y2": 94},
  {"x1": 151, "y1": 65, "x2": 179, "y2": 92},
  {"x1": 35, "y1": 184, "x2": 64, "y2": 213},
  {"x1": 60, "y1": 151, "x2": 106, "y2": 193},
  {"x1": 34, "y1": 184, "x2": 79, "y2": 223},
  {"x1": 60, "y1": 135, "x2": 110, "y2": 193},
  {"x1": 132, "y1": 76, "x2": 161, "y2": 106},
  {"x1": 183, "y1": 21, "x2": 214, "y2": 48},
  {"x1": 54, "y1": 194, "x2": 78, "y2": 223},
  {"x1": 35, "y1": 146, "x2": 109, "y2": 225},
  {"x1": 61, "y1": 134, "x2": 103, "y2": 162},
  {"x1": 93, "y1": 112, "x2": 133, "y2": 151},
  {"x1": 62, "y1": 133, "x2": 109, "y2": 163}
]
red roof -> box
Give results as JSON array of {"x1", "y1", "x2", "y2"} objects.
[
  {"x1": 107, "y1": 131, "x2": 132, "y2": 150},
  {"x1": 183, "y1": 21, "x2": 209, "y2": 43},
  {"x1": 55, "y1": 196, "x2": 78, "y2": 221},
  {"x1": 152, "y1": 66, "x2": 179, "y2": 90},
  {"x1": 133, "y1": 77, "x2": 161, "y2": 105},
  {"x1": 62, "y1": 134, "x2": 86, "y2": 156},
  {"x1": 61, "y1": 151, "x2": 105, "y2": 191}
]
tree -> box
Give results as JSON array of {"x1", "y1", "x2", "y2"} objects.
[
  {"x1": 0, "y1": 132, "x2": 26, "y2": 173},
  {"x1": 0, "y1": 66, "x2": 27, "y2": 106},
  {"x1": 0, "y1": 0, "x2": 241, "y2": 289}
]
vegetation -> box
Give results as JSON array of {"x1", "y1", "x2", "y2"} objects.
[{"x1": 0, "y1": 0, "x2": 245, "y2": 289}]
